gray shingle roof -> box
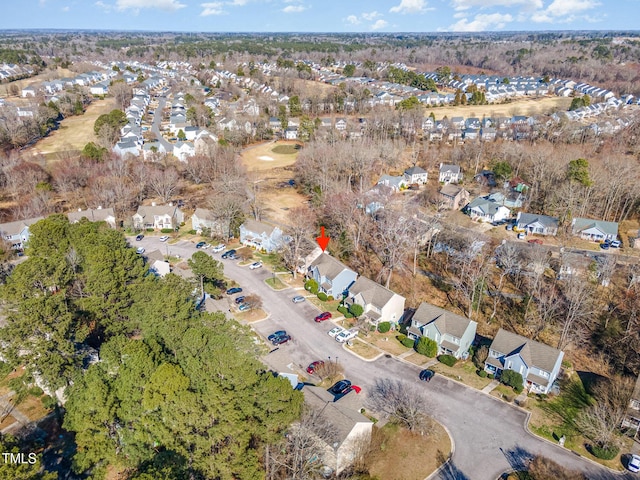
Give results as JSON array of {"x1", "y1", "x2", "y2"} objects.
[
  {"x1": 67, "y1": 207, "x2": 114, "y2": 224},
  {"x1": 310, "y1": 253, "x2": 354, "y2": 281},
  {"x1": 572, "y1": 217, "x2": 618, "y2": 236},
  {"x1": 349, "y1": 276, "x2": 400, "y2": 310},
  {"x1": 405, "y1": 166, "x2": 427, "y2": 175},
  {"x1": 242, "y1": 219, "x2": 276, "y2": 237},
  {"x1": 440, "y1": 184, "x2": 466, "y2": 197},
  {"x1": 439, "y1": 164, "x2": 461, "y2": 174},
  {"x1": 490, "y1": 328, "x2": 562, "y2": 373},
  {"x1": 412, "y1": 302, "x2": 475, "y2": 339},
  {"x1": 517, "y1": 212, "x2": 559, "y2": 229},
  {"x1": 136, "y1": 205, "x2": 180, "y2": 218},
  {"x1": 0, "y1": 217, "x2": 44, "y2": 236}
]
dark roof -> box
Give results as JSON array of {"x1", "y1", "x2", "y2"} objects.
[
  {"x1": 405, "y1": 166, "x2": 427, "y2": 175},
  {"x1": 440, "y1": 184, "x2": 466, "y2": 198},
  {"x1": 490, "y1": 328, "x2": 562, "y2": 373},
  {"x1": 412, "y1": 302, "x2": 475, "y2": 339},
  {"x1": 517, "y1": 212, "x2": 558, "y2": 229}
]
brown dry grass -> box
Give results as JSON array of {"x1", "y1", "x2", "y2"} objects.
[
  {"x1": 25, "y1": 98, "x2": 116, "y2": 160},
  {"x1": 367, "y1": 422, "x2": 451, "y2": 480},
  {"x1": 0, "y1": 67, "x2": 75, "y2": 98},
  {"x1": 404, "y1": 352, "x2": 432, "y2": 366},
  {"x1": 235, "y1": 308, "x2": 268, "y2": 323},
  {"x1": 18, "y1": 395, "x2": 50, "y2": 421},
  {"x1": 369, "y1": 332, "x2": 412, "y2": 356},
  {"x1": 426, "y1": 96, "x2": 572, "y2": 120},
  {"x1": 345, "y1": 338, "x2": 381, "y2": 360},
  {"x1": 0, "y1": 414, "x2": 17, "y2": 430}
]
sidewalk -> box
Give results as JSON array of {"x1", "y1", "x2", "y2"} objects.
[{"x1": 481, "y1": 379, "x2": 500, "y2": 394}]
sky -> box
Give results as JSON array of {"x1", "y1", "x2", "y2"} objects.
[{"x1": 2, "y1": 0, "x2": 639, "y2": 33}]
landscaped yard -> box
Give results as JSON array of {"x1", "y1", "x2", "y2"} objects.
[
  {"x1": 430, "y1": 360, "x2": 493, "y2": 390},
  {"x1": 265, "y1": 276, "x2": 288, "y2": 291},
  {"x1": 254, "y1": 252, "x2": 288, "y2": 272},
  {"x1": 306, "y1": 296, "x2": 341, "y2": 315},
  {"x1": 404, "y1": 352, "x2": 433, "y2": 367},
  {"x1": 366, "y1": 421, "x2": 451, "y2": 480},
  {"x1": 369, "y1": 332, "x2": 413, "y2": 356},
  {"x1": 345, "y1": 338, "x2": 382, "y2": 360}
]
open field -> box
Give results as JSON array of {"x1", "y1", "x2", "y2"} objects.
[
  {"x1": 425, "y1": 96, "x2": 572, "y2": 120},
  {"x1": 0, "y1": 67, "x2": 75, "y2": 98},
  {"x1": 25, "y1": 98, "x2": 116, "y2": 161},
  {"x1": 242, "y1": 140, "x2": 301, "y2": 172}
]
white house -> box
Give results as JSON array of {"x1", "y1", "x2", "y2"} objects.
[
  {"x1": 515, "y1": 212, "x2": 558, "y2": 236},
  {"x1": 403, "y1": 166, "x2": 428, "y2": 185},
  {"x1": 439, "y1": 163, "x2": 463, "y2": 184},
  {"x1": 191, "y1": 208, "x2": 222, "y2": 236},
  {"x1": 173, "y1": 141, "x2": 195, "y2": 162},
  {"x1": 239, "y1": 219, "x2": 286, "y2": 253},
  {"x1": 571, "y1": 217, "x2": 618, "y2": 242},
  {"x1": 113, "y1": 140, "x2": 140, "y2": 158},
  {"x1": 67, "y1": 207, "x2": 116, "y2": 229},
  {"x1": 377, "y1": 175, "x2": 407, "y2": 192},
  {"x1": 465, "y1": 196, "x2": 510, "y2": 223},
  {"x1": 344, "y1": 276, "x2": 405, "y2": 326},
  {"x1": 132, "y1": 204, "x2": 184, "y2": 231}
]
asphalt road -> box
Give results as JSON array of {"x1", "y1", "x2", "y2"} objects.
[
  {"x1": 133, "y1": 235, "x2": 629, "y2": 480},
  {"x1": 150, "y1": 95, "x2": 172, "y2": 152}
]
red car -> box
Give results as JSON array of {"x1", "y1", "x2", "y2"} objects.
[
  {"x1": 306, "y1": 361, "x2": 324, "y2": 374},
  {"x1": 527, "y1": 238, "x2": 543, "y2": 245},
  {"x1": 314, "y1": 312, "x2": 332, "y2": 322}
]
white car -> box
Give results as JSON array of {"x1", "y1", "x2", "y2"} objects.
[
  {"x1": 249, "y1": 261, "x2": 263, "y2": 270},
  {"x1": 212, "y1": 244, "x2": 225, "y2": 253},
  {"x1": 336, "y1": 329, "x2": 357, "y2": 343},
  {"x1": 159, "y1": 236, "x2": 169, "y2": 242},
  {"x1": 629, "y1": 454, "x2": 640, "y2": 473},
  {"x1": 327, "y1": 326, "x2": 345, "y2": 338},
  {"x1": 136, "y1": 247, "x2": 145, "y2": 254}
]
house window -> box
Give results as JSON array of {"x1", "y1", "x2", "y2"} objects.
[
  {"x1": 540, "y1": 371, "x2": 549, "y2": 378},
  {"x1": 507, "y1": 361, "x2": 512, "y2": 369}
]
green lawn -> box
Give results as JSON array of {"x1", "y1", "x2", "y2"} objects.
[
  {"x1": 265, "y1": 276, "x2": 288, "y2": 291},
  {"x1": 254, "y1": 252, "x2": 289, "y2": 272},
  {"x1": 306, "y1": 296, "x2": 342, "y2": 315}
]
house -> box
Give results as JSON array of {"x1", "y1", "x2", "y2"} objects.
[
  {"x1": 302, "y1": 386, "x2": 373, "y2": 475},
  {"x1": 474, "y1": 170, "x2": 497, "y2": 188},
  {"x1": 439, "y1": 185, "x2": 469, "y2": 210},
  {"x1": 284, "y1": 127, "x2": 298, "y2": 140},
  {"x1": 571, "y1": 217, "x2": 618, "y2": 242},
  {"x1": 439, "y1": 163, "x2": 463, "y2": 184},
  {"x1": 21, "y1": 86, "x2": 36, "y2": 97},
  {"x1": 239, "y1": 219, "x2": 285, "y2": 253},
  {"x1": 113, "y1": 140, "x2": 140, "y2": 158},
  {"x1": 344, "y1": 276, "x2": 405, "y2": 326},
  {"x1": 407, "y1": 302, "x2": 477, "y2": 359},
  {"x1": 465, "y1": 196, "x2": 510, "y2": 223},
  {"x1": 191, "y1": 208, "x2": 222, "y2": 236},
  {"x1": 622, "y1": 375, "x2": 640, "y2": 439},
  {"x1": 484, "y1": 328, "x2": 564, "y2": 394},
  {"x1": 132, "y1": 204, "x2": 184, "y2": 231},
  {"x1": 335, "y1": 118, "x2": 347, "y2": 131},
  {"x1": 89, "y1": 81, "x2": 110, "y2": 96},
  {"x1": 0, "y1": 217, "x2": 44, "y2": 250},
  {"x1": 376, "y1": 175, "x2": 407, "y2": 192},
  {"x1": 515, "y1": 212, "x2": 558, "y2": 236},
  {"x1": 173, "y1": 141, "x2": 195, "y2": 162},
  {"x1": 307, "y1": 253, "x2": 357, "y2": 299},
  {"x1": 486, "y1": 191, "x2": 525, "y2": 209},
  {"x1": 142, "y1": 141, "x2": 166, "y2": 159},
  {"x1": 403, "y1": 166, "x2": 428, "y2": 185},
  {"x1": 67, "y1": 207, "x2": 116, "y2": 229}
]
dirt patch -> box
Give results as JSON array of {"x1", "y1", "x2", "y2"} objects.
[{"x1": 367, "y1": 422, "x2": 451, "y2": 480}]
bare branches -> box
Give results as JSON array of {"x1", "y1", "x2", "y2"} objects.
[{"x1": 366, "y1": 378, "x2": 431, "y2": 433}]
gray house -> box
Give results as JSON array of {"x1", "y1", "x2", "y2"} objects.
[
  {"x1": 132, "y1": 204, "x2": 184, "y2": 231},
  {"x1": 484, "y1": 328, "x2": 564, "y2": 394},
  {"x1": 191, "y1": 208, "x2": 222, "y2": 237},
  {"x1": 0, "y1": 216, "x2": 44, "y2": 250},
  {"x1": 515, "y1": 212, "x2": 559, "y2": 236},
  {"x1": 407, "y1": 302, "x2": 477, "y2": 359},
  {"x1": 239, "y1": 220, "x2": 286, "y2": 253},
  {"x1": 622, "y1": 375, "x2": 640, "y2": 439},
  {"x1": 344, "y1": 276, "x2": 405, "y2": 326},
  {"x1": 571, "y1": 217, "x2": 618, "y2": 242},
  {"x1": 308, "y1": 253, "x2": 357, "y2": 299},
  {"x1": 67, "y1": 207, "x2": 116, "y2": 229}
]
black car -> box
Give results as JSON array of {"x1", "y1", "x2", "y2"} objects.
[
  {"x1": 196, "y1": 241, "x2": 206, "y2": 248},
  {"x1": 328, "y1": 380, "x2": 352, "y2": 396},
  {"x1": 135, "y1": 234, "x2": 144, "y2": 241},
  {"x1": 221, "y1": 249, "x2": 237, "y2": 259},
  {"x1": 234, "y1": 296, "x2": 246, "y2": 304},
  {"x1": 419, "y1": 369, "x2": 435, "y2": 382},
  {"x1": 226, "y1": 287, "x2": 242, "y2": 295},
  {"x1": 267, "y1": 330, "x2": 287, "y2": 342}
]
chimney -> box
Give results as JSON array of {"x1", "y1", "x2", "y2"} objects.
[
  {"x1": 97, "y1": 206, "x2": 102, "y2": 210},
  {"x1": 151, "y1": 202, "x2": 156, "y2": 207}
]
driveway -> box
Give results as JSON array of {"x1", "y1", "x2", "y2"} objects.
[
  {"x1": 149, "y1": 96, "x2": 172, "y2": 152},
  {"x1": 132, "y1": 235, "x2": 627, "y2": 480}
]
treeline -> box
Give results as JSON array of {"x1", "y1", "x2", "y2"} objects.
[{"x1": 0, "y1": 216, "x2": 302, "y2": 479}]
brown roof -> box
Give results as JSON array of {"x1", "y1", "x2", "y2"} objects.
[
  {"x1": 490, "y1": 328, "x2": 563, "y2": 374},
  {"x1": 349, "y1": 276, "x2": 400, "y2": 310},
  {"x1": 412, "y1": 302, "x2": 475, "y2": 339},
  {"x1": 310, "y1": 253, "x2": 354, "y2": 281},
  {"x1": 439, "y1": 184, "x2": 467, "y2": 198}
]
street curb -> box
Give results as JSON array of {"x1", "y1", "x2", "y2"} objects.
[
  {"x1": 340, "y1": 340, "x2": 385, "y2": 362},
  {"x1": 424, "y1": 421, "x2": 456, "y2": 480}
]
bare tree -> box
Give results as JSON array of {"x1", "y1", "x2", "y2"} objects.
[
  {"x1": 557, "y1": 276, "x2": 595, "y2": 350},
  {"x1": 281, "y1": 206, "x2": 316, "y2": 279},
  {"x1": 372, "y1": 206, "x2": 416, "y2": 288},
  {"x1": 110, "y1": 81, "x2": 132, "y2": 110},
  {"x1": 146, "y1": 166, "x2": 180, "y2": 203},
  {"x1": 491, "y1": 242, "x2": 523, "y2": 320},
  {"x1": 366, "y1": 378, "x2": 432, "y2": 433}
]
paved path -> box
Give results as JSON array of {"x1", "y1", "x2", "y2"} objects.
[
  {"x1": 135, "y1": 236, "x2": 629, "y2": 480},
  {"x1": 0, "y1": 391, "x2": 30, "y2": 433},
  {"x1": 149, "y1": 95, "x2": 172, "y2": 152},
  {"x1": 481, "y1": 379, "x2": 500, "y2": 394}
]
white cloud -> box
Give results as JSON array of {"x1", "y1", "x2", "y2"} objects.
[
  {"x1": 362, "y1": 11, "x2": 381, "y2": 21},
  {"x1": 371, "y1": 19, "x2": 388, "y2": 30},
  {"x1": 95, "y1": 1, "x2": 112, "y2": 12},
  {"x1": 390, "y1": 0, "x2": 426, "y2": 14},
  {"x1": 345, "y1": 15, "x2": 361, "y2": 25},
  {"x1": 531, "y1": 0, "x2": 600, "y2": 22},
  {"x1": 228, "y1": 0, "x2": 248, "y2": 5},
  {"x1": 448, "y1": 12, "x2": 513, "y2": 31},
  {"x1": 116, "y1": 0, "x2": 186, "y2": 11},
  {"x1": 62, "y1": 6, "x2": 70, "y2": 11},
  {"x1": 200, "y1": 2, "x2": 225, "y2": 15},
  {"x1": 282, "y1": 4, "x2": 305, "y2": 12},
  {"x1": 451, "y1": 0, "x2": 541, "y2": 11}
]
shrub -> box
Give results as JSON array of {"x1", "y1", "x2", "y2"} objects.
[
  {"x1": 473, "y1": 345, "x2": 489, "y2": 369},
  {"x1": 477, "y1": 370, "x2": 487, "y2": 378},
  {"x1": 317, "y1": 292, "x2": 328, "y2": 301},
  {"x1": 28, "y1": 386, "x2": 44, "y2": 396},
  {"x1": 337, "y1": 306, "x2": 353, "y2": 318},
  {"x1": 349, "y1": 303, "x2": 364, "y2": 318},
  {"x1": 188, "y1": 230, "x2": 197, "y2": 235},
  {"x1": 438, "y1": 354, "x2": 457, "y2": 367},
  {"x1": 327, "y1": 295, "x2": 334, "y2": 301},
  {"x1": 304, "y1": 279, "x2": 319, "y2": 294},
  {"x1": 378, "y1": 322, "x2": 391, "y2": 334},
  {"x1": 146, "y1": 228, "x2": 155, "y2": 232},
  {"x1": 590, "y1": 444, "x2": 619, "y2": 460},
  {"x1": 488, "y1": 374, "x2": 494, "y2": 379},
  {"x1": 500, "y1": 370, "x2": 524, "y2": 391},
  {"x1": 42, "y1": 395, "x2": 57, "y2": 410},
  {"x1": 401, "y1": 337, "x2": 415, "y2": 348},
  {"x1": 160, "y1": 228, "x2": 173, "y2": 233},
  {"x1": 398, "y1": 323, "x2": 408, "y2": 335},
  {"x1": 415, "y1": 336, "x2": 438, "y2": 357}
]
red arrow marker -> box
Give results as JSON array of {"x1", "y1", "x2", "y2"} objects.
[{"x1": 316, "y1": 226, "x2": 330, "y2": 252}]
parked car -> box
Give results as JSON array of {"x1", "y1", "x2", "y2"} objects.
[
  {"x1": 306, "y1": 361, "x2": 324, "y2": 374},
  {"x1": 292, "y1": 295, "x2": 306, "y2": 303},
  {"x1": 238, "y1": 303, "x2": 251, "y2": 312},
  {"x1": 505, "y1": 224, "x2": 514, "y2": 231},
  {"x1": 610, "y1": 240, "x2": 621, "y2": 248},
  {"x1": 328, "y1": 326, "x2": 345, "y2": 338},
  {"x1": 226, "y1": 287, "x2": 242, "y2": 295},
  {"x1": 196, "y1": 241, "x2": 206, "y2": 249},
  {"x1": 527, "y1": 238, "x2": 543, "y2": 245},
  {"x1": 419, "y1": 369, "x2": 435, "y2": 382},
  {"x1": 221, "y1": 249, "x2": 237, "y2": 259},
  {"x1": 249, "y1": 261, "x2": 263, "y2": 270},
  {"x1": 335, "y1": 329, "x2": 357, "y2": 343},
  {"x1": 267, "y1": 330, "x2": 287, "y2": 342},
  {"x1": 327, "y1": 380, "x2": 352, "y2": 396},
  {"x1": 600, "y1": 242, "x2": 610, "y2": 250},
  {"x1": 136, "y1": 247, "x2": 145, "y2": 254},
  {"x1": 271, "y1": 334, "x2": 291, "y2": 345},
  {"x1": 159, "y1": 235, "x2": 169, "y2": 242},
  {"x1": 517, "y1": 233, "x2": 526, "y2": 240},
  {"x1": 212, "y1": 244, "x2": 225, "y2": 253},
  {"x1": 314, "y1": 311, "x2": 332, "y2": 322},
  {"x1": 628, "y1": 454, "x2": 640, "y2": 473},
  {"x1": 234, "y1": 296, "x2": 246, "y2": 304},
  {"x1": 135, "y1": 234, "x2": 144, "y2": 241}
]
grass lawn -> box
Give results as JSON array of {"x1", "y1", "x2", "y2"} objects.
[
  {"x1": 369, "y1": 332, "x2": 412, "y2": 356},
  {"x1": 254, "y1": 252, "x2": 288, "y2": 272},
  {"x1": 491, "y1": 383, "x2": 518, "y2": 402},
  {"x1": 265, "y1": 276, "x2": 288, "y2": 291},
  {"x1": 431, "y1": 360, "x2": 493, "y2": 390},
  {"x1": 306, "y1": 296, "x2": 341, "y2": 315},
  {"x1": 345, "y1": 338, "x2": 381, "y2": 360},
  {"x1": 18, "y1": 395, "x2": 51, "y2": 421},
  {"x1": 404, "y1": 352, "x2": 432, "y2": 367},
  {"x1": 234, "y1": 308, "x2": 268, "y2": 323},
  {"x1": 366, "y1": 421, "x2": 451, "y2": 480},
  {"x1": 271, "y1": 144, "x2": 299, "y2": 155}
]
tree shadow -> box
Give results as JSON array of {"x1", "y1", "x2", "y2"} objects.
[
  {"x1": 500, "y1": 446, "x2": 534, "y2": 474},
  {"x1": 435, "y1": 450, "x2": 471, "y2": 480}
]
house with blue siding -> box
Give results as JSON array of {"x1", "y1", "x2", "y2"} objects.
[
  {"x1": 307, "y1": 253, "x2": 357, "y2": 300},
  {"x1": 407, "y1": 303, "x2": 476, "y2": 359},
  {"x1": 484, "y1": 328, "x2": 564, "y2": 394},
  {"x1": 239, "y1": 220, "x2": 285, "y2": 253},
  {"x1": 571, "y1": 217, "x2": 618, "y2": 242},
  {"x1": 0, "y1": 216, "x2": 44, "y2": 250}
]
